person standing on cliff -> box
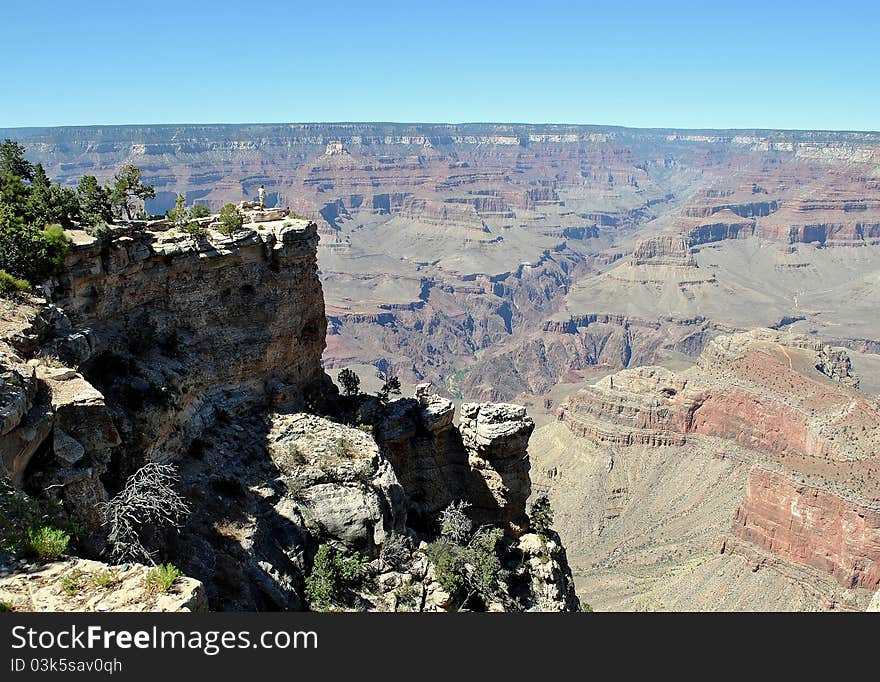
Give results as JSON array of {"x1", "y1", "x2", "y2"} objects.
[{"x1": 258, "y1": 184, "x2": 266, "y2": 208}]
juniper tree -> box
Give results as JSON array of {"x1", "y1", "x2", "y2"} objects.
[
  {"x1": 338, "y1": 368, "x2": 360, "y2": 397},
  {"x1": 0, "y1": 139, "x2": 34, "y2": 181},
  {"x1": 377, "y1": 375, "x2": 401, "y2": 404},
  {"x1": 77, "y1": 175, "x2": 113, "y2": 226},
  {"x1": 217, "y1": 203, "x2": 243, "y2": 236},
  {"x1": 111, "y1": 164, "x2": 155, "y2": 220}
]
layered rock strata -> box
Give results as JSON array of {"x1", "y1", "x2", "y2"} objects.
[
  {"x1": 553, "y1": 328, "x2": 880, "y2": 595},
  {"x1": 52, "y1": 219, "x2": 328, "y2": 462}
]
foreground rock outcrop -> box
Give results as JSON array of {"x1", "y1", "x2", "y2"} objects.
[
  {"x1": 375, "y1": 390, "x2": 534, "y2": 531},
  {"x1": 55, "y1": 218, "x2": 328, "y2": 461},
  {"x1": 170, "y1": 393, "x2": 576, "y2": 612},
  {"x1": 0, "y1": 557, "x2": 206, "y2": 613},
  {"x1": 0, "y1": 212, "x2": 578, "y2": 612}
]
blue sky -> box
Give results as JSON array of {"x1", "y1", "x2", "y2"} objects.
[{"x1": 1, "y1": 0, "x2": 878, "y2": 130}]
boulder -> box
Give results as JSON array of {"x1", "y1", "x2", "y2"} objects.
[{"x1": 459, "y1": 402, "x2": 534, "y2": 459}]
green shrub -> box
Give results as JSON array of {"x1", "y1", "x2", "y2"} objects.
[
  {"x1": 61, "y1": 569, "x2": 83, "y2": 596},
  {"x1": 426, "y1": 539, "x2": 467, "y2": 595},
  {"x1": 0, "y1": 600, "x2": 13, "y2": 612},
  {"x1": 0, "y1": 210, "x2": 70, "y2": 284},
  {"x1": 394, "y1": 583, "x2": 420, "y2": 611},
  {"x1": 0, "y1": 485, "x2": 70, "y2": 555},
  {"x1": 166, "y1": 194, "x2": 190, "y2": 230},
  {"x1": 330, "y1": 436, "x2": 353, "y2": 459},
  {"x1": 190, "y1": 204, "x2": 210, "y2": 218},
  {"x1": 37, "y1": 224, "x2": 70, "y2": 276},
  {"x1": 528, "y1": 494, "x2": 555, "y2": 537},
  {"x1": 91, "y1": 569, "x2": 117, "y2": 589},
  {"x1": 0, "y1": 269, "x2": 30, "y2": 295},
  {"x1": 145, "y1": 563, "x2": 183, "y2": 593},
  {"x1": 465, "y1": 526, "x2": 504, "y2": 602},
  {"x1": 305, "y1": 544, "x2": 367, "y2": 611},
  {"x1": 217, "y1": 203, "x2": 243, "y2": 236},
  {"x1": 427, "y1": 524, "x2": 506, "y2": 609},
  {"x1": 26, "y1": 526, "x2": 70, "y2": 561},
  {"x1": 183, "y1": 223, "x2": 207, "y2": 238},
  {"x1": 283, "y1": 478, "x2": 308, "y2": 502},
  {"x1": 84, "y1": 222, "x2": 113, "y2": 239}
]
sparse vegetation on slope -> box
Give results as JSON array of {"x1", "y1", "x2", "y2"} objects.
[
  {"x1": 305, "y1": 544, "x2": 368, "y2": 611},
  {"x1": 145, "y1": 563, "x2": 183, "y2": 593},
  {"x1": 26, "y1": 526, "x2": 70, "y2": 562}
]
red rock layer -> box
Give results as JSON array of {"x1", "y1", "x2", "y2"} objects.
[
  {"x1": 688, "y1": 388, "x2": 835, "y2": 459},
  {"x1": 734, "y1": 469, "x2": 880, "y2": 589}
]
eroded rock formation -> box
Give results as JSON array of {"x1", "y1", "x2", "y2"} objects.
[
  {"x1": 0, "y1": 212, "x2": 578, "y2": 612},
  {"x1": 732, "y1": 469, "x2": 880, "y2": 590},
  {"x1": 539, "y1": 328, "x2": 880, "y2": 608}
]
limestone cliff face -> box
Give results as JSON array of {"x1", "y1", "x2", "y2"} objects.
[
  {"x1": 630, "y1": 235, "x2": 695, "y2": 267},
  {"x1": 557, "y1": 329, "x2": 876, "y2": 462},
  {"x1": 0, "y1": 299, "x2": 120, "y2": 543},
  {"x1": 0, "y1": 222, "x2": 329, "y2": 545},
  {"x1": 374, "y1": 388, "x2": 533, "y2": 532},
  {"x1": 52, "y1": 221, "x2": 328, "y2": 461}
]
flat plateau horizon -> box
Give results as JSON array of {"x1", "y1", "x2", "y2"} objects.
[{"x1": 3, "y1": 120, "x2": 880, "y2": 135}]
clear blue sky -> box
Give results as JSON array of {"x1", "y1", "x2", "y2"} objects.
[{"x1": 2, "y1": 0, "x2": 878, "y2": 131}]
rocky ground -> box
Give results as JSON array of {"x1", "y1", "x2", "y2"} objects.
[
  {"x1": 171, "y1": 391, "x2": 578, "y2": 612},
  {"x1": 0, "y1": 557, "x2": 205, "y2": 613}
]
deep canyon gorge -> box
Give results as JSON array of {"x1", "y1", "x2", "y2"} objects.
[{"x1": 2, "y1": 122, "x2": 880, "y2": 610}]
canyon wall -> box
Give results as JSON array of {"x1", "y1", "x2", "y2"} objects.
[
  {"x1": 733, "y1": 469, "x2": 880, "y2": 590},
  {"x1": 538, "y1": 328, "x2": 880, "y2": 608},
  {"x1": 9, "y1": 123, "x2": 880, "y2": 408},
  {"x1": 51, "y1": 220, "x2": 329, "y2": 461}
]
